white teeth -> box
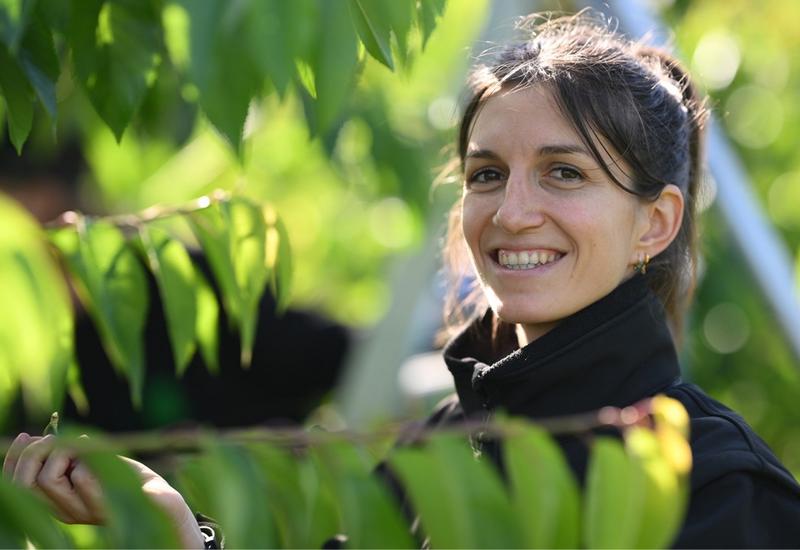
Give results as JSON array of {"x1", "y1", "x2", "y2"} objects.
[{"x1": 497, "y1": 249, "x2": 562, "y2": 269}]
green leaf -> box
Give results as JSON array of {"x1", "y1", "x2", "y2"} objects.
[
  {"x1": 0, "y1": 195, "x2": 72, "y2": 422},
  {"x1": 263, "y1": 204, "x2": 292, "y2": 313},
  {"x1": 68, "y1": 0, "x2": 163, "y2": 141},
  {"x1": 416, "y1": 0, "x2": 446, "y2": 49},
  {"x1": 50, "y1": 220, "x2": 149, "y2": 408},
  {"x1": 244, "y1": 0, "x2": 297, "y2": 97},
  {"x1": 0, "y1": 44, "x2": 33, "y2": 153},
  {"x1": 0, "y1": 476, "x2": 72, "y2": 548},
  {"x1": 297, "y1": 449, "x2": 341, "y2": 548},
  {"x1": 348, "y1": 0, "x2": 394, "y2": 69},
  {"x1": 188, "y1": 197, "x2": 269, "y2": 367},
  {"x1": 182, "y1": 0, "x2": 262, "y2": 152},
  {"x1": 390, "y1": 433, "x2": 521, "y2": 548},
  {"x1": 313, "y1": 441, "x2": 414, "y2": 549},
  {"x1": 194, "y1": 269, "x2": 219, "y2": 374},
  {"x1": 383, "y1": 0, "x2": 414, "y2": 65},
  {"x1": 308, "y1": 0, "x2": 359, "y2": 134},
  {"x1": 626, "y1": 427, "x2": 690, "y2": 549},
  {"x1": 584, "y1": 436, "x2": 643, "y2": 548},
  {"x1": 0, "y1": 0, "x2": 35, "y2": 52},
  {"x1": 177, "y1": 442, "x2": 278, "y2": 548},
  {"x1": 138, "y1": 226, "x2": 198, "y2": 376},
  {"x1": 503, "y1": 420, "x2": 581, "y2": 548},
  {"x1": 246, "y1": 443, "x2": 311, "y2": 548},
  {"x1": 79, "y1": 447, "x2": 181, "y2": 548},
  {"x1": 17, "y1": 5, "x2": 59, "y2": 119}
]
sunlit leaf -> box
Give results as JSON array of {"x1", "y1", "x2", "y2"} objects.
[
  {"x1": 194, "y1": 269, "x2": 219, "y2": 374},
  {"x1": 503, "y1": 419, "x2": 581, "y2": 548},
  {"x1": 263, "y1": 204, "x2": 292, "y2": 313},
  {"x1": 68, "y1": 0, "x2": 163, "y2": 141},
  {"x1": 0, "y1": 477, "x2": 72, "y2": 548},
  {"x1": 584, "y1": 437, "x2": 642, "y2": 548},
  {"x1": 177, "y1": 441, "x2": 278, "y2": 548},
  {"x1": 313, "y1": 441, "x2": 414, "y2": 548},
  {"x1": 50, "y1": 220, "x2": 149, "y2": 408},
  {"x1": 0, "y1": 44, "x2": 33, "y2": 153},
  {"x1": 626, "y1": 427, "x2": 690, "y2": 548},
  {"x1": 189, "y1": 197, "x2": 268, "y2": 367},
  {"x1": 182, "y1": 0, "x2": 261, "y2": 153},
  {"x1": 349, "y1": 0, "x2": 394, "y2": 70},
  {"x1": 0, "y1": 195, "x2": 72, "y2": 422},
  {"x1": 391, "y1": 433, "x2": 521, "y2": 548},
  {"x1": 138, "y1": 226, "x2": 197, "y2": 375},
  {"x1": 79, "y1": 447, "x2": 181, "y2": 548}
]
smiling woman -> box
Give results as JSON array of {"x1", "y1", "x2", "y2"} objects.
[{"x1": 437, "y1": 11, "x2": 800, "y2": 548}]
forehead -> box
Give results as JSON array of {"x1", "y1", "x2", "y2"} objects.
[{"x1": 467, "y1": 85, "x2": 580, "y2": 152}]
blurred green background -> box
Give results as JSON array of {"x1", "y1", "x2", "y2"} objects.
[{"x1": 2, "y1": 0, "x2": 800, "y2": 475}]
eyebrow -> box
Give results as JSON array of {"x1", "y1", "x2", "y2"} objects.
[{"x1": 465, "y1": 144, "x2": 592, "y2": 160}]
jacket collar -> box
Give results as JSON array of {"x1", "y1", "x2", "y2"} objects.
[{"x1": 442, "y1": 275, "x2": 682, "y2": 418}]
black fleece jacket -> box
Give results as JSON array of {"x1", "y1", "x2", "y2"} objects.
[{"x1": 438, "y1": 274, "x2": 800, "y2": 548}]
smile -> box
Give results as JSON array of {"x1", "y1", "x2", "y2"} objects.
[{"x1": 496, "y1": 249, "x2": 564, "y2": 270}]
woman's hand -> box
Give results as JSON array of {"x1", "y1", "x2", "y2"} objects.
[{"x1": 2, "y1": 433, "x2": 205, "y2": 549}]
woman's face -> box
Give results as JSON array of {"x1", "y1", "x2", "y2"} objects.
[{"x1": 461, "y1": 85, "x2": 650, "y2": 342}]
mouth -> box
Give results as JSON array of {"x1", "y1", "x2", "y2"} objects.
[{"x1": 493, "y1": 248, "x2": 565, "y2": 270}]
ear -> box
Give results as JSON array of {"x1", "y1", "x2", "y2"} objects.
[{"x1": 633, "y1": 184, "x2": 684, "y2": 260}]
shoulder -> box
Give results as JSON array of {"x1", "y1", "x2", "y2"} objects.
[
  {"x1": 667, "y1": 382, "x2": 798, "y2": 488},
  {"x1": 666, "y1": 383, "x2": 800, "y2": 547}
]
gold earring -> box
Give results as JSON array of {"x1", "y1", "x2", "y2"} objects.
[{"x1": 633, "y1": 253, "x2": 651, "y2": 275}]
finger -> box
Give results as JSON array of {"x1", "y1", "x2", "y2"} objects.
[
  {"x1": 3, "y1": 433, "x2": 36, "y2": 480},
  {"x1": 37, "y1": 447, "x2": 92, "y2": 524},
  {"x1": 12, "y1": 435, "x2": 54, "y2": 487},
  {"x1": 69, "y1": 461, "x2": 105, "y2": 523}
]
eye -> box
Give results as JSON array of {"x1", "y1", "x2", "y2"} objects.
[
  {"x1": 467, "y1": 167, "x2": 506, "y2": 188},
  {"x1": 546, "y1": 164, "x2": 584, "y2": 184}
]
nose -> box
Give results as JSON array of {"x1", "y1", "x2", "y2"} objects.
[{"x1": 492, "y1": 171, "x2": 546, "y2": 233}]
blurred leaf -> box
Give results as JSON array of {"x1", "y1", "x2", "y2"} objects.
[
  {"x1": 349, "y1": 0, "x2": 394, "y2": 70},
  {"x1": 308, "y1": 0, "x2": 359, "y2": 134},
  {"x1": 503, "y1": 420, "x2": 581, "y2": 548},
  {"x1": 194, "y1": 269, "x2": 219, "y2": 374},
  {"x1": 313, "y1": 441, "x2": 414, "y2": 548},
  {"x1": 383, "y1": 0, "x2": 414, "y2": 65},
  {"x1": 182, "y1": 0, "x2": 261, "y2": 153},
  {"x1": 244, "y1": 0, "x2": 300, "y2": 97},
  {"x1": 17, "y1": 6, "x2": 59, "y2": 119},
  {"x1": 0, "y1": 0, "x2": 34, "y2": 52},
  {"x1": 0, "y1": 44, "x2": 33, "y2": 153},
  {"x1": 263, "y1": 204, "x2": 292, "y2": 313},
  {"x1": 416, "y1": 0, "x2": 446, "y2": 49},
  {"x1": 188, "y1": 197, "x2": 268, "y2": 367},
  {"x1": 0, "y1": 194, "x2": 72, "y2": 422},
  {"x1": 68, "y1": 0, "x2": 163, "y2": 141},
  {"x1": 0, "y1": 477, "x2": 72, "y2": 548},
  {"x1": 80, "y1": 449, "x2": 181, "y2": 548},
  {"x1": 177, "y1": 442, "x2": 278, "y2": 548},
  {"x1": 138, "y1": 226, "x2": 197, "y2": 375},
  {"x1": 584, "y1": 437, "x2": 642, "y2": 548},
  {"x1": 247, "y1": 443, "x2": 311, "y2": 547},
  {"x1": 390, "y1": 433, "x2": 521, "y2": 548},
  {"x1": 50, "y1": 220, "x2": 149, "y2": 408},
  {"x1": 297, "y1": 450, "x2": 341, "y2": 548},
  {"x1": 626, "y1": 427, "x2": 690, "y2": 548}
]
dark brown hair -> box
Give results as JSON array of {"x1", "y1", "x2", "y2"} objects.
[{"x1": 442, "y1": 12, "x2": 709, "y2": 342}]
